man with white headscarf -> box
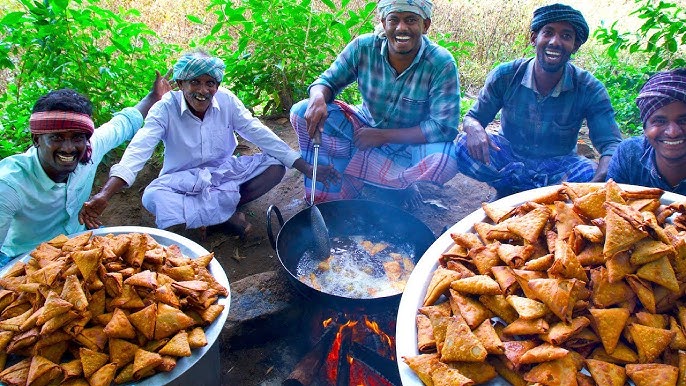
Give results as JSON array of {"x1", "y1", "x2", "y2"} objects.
[
  {"x1": 607, "y1": 68, "x2": 686, "y2": 194},
  {"x1": 290, "y1": 0, "x2": 460, "y2": 210},
  {"x1": 82, "y1": 49, "x2": 324, "y2": 238}
]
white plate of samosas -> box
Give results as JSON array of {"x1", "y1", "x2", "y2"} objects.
[
  {"x1": 397, "y1": 181, "x2": 686, "y2": 386},
  {"x1": 0, "y1": 226, "x2": 230, "y2": 386}
]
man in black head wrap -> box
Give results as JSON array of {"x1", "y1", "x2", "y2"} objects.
[
  {"x1": 454, "y1": 3, "x2": 622, "y2": 200},
  {"x1": 607, "y1": 68, "x2": 686, "y2": 193}
]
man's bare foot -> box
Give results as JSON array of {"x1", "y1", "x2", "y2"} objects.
[
  {"x1": 400, "y1": 184, "x2": 423, "y2": 210},
  {"x1": 364, "y1": 184, "x2": 424, "y2": 210},
  {"x1": 210, "y1": 212, "x2": 254, "y2": 241}
]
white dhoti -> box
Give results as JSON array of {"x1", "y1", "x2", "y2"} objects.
[{"x1": 142, "y1": 154, "x2": 282, "y2": 229}]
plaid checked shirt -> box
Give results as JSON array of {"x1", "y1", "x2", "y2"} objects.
[
  {"x1": 310, "y1": 33, "x2": 460, "y2": 143},
  {"x1": 466, "y1": 58, "x2": 622, "y2": 159}
]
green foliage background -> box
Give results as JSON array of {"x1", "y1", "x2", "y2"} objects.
[
  {"x1": 0, "y1": 0, "x2": 685, "y2": 159},
  {"x1": 0, "y1": 0, "x2": 177, "y2": 158}
]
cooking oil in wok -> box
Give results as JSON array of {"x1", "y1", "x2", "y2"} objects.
[{"x1": 296, "y1": 235, "x2": 416, "y2": 299}]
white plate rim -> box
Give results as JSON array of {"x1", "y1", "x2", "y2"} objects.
[
  {"x1": 395, "y1": 184, "x2": 686, "y2": 385},
  {"x1": 0, "y1": 226, "x2": 230, "y2": 386}
]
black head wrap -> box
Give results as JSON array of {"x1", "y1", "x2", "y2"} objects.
[{"x1": 531, "y1": 3, "x2": 589, "y2": 45}]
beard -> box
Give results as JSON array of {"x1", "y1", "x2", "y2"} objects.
[{"x1": 536, "y1": 46, "x2": 572, "y2": 73}]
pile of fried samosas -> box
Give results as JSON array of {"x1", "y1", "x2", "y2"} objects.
[
  {"x1": 404, "y1": 180, "x2": 686, "y2": 386},
  {"x1": 0, "y1": 231, "x2": 227, "y2": 386}
]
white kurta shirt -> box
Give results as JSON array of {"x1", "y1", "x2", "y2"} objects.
[{"x1": 110, "y1": 87, "x2": 300, "y2": 186}]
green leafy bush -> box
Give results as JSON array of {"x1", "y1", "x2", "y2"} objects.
[
  {"x1": 591, "y1": 57, "x2": 649, "y2": 136},
  {"x1": 596, "y1": 0, "x2": 685, "y2": 70},
  {"x1": 0, "y1": 0, "x2": 176, "y2": 158},
  {"x1": 196, "y1": 0, "x2": 377, "y2": 116},
  {"x1": 593, "y1": 0, "x2": 686, "y2": 136}
]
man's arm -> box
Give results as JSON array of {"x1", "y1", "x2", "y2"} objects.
[
  {"x1": 292, "y1": 158, "x2": 341, "y2": 188},
  {"x1": 78, "y1": 70, "x2": 171, "y2": 229},
  {"x1": 0, "y1": 185, "x2": 20, "y2": 255},
  {"x1": 134, "y1": 70, "x2": 172, "y2": 119},
  {"x1": 458, "y1": 63, "x2": 515, "y2": 164},
  {"x1": 592, "y1": 155, "x2": 612, "y2": 182},
  {"x1": 584, "y1": 77, "x2": 623, "y2": 164},
  {"x1": 352, "y1": 126, "x2": 426, "y2": 150},
  {"x1": 304, "y1": 84, "x2": 334, "y2": 140},
  {"x1": 461, "y1": 116, "x2": 500, "y2": 165},
  {"x1": 78, "y1": 176, "x2": 127, "y2": 229}
]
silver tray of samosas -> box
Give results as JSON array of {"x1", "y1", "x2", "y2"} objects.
[
  {"x1": 397, "y1": 182, "x2": 686, "y2": 385},
  {"x1": 0, "y1": 226, "x2": 230, "y2": 386}
]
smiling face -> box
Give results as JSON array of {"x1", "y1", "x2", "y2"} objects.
[
  {"x1": 177, "y1": 74, "x2": 219, "y2": 118},
  {"x1": 382, "y1": 11, "x2": 430, "y2": 59},
  {"x1": 34, "y1": 131, "x2": 88, "y2": 183},
  {"x1": 645, "y1": 101, "x2": 686, "y2": 167},
  {"x1": 531, "y1": 21, "x2": 580, "y2": 74}
]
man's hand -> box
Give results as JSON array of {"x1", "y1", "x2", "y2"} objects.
[
  {"x1": 304, "y1": 86, "x2": 331, "y2": 139},
  {"x1": 78, "y1": 193, "x2": 109, "y2": 229},
  {"x1": 354, "y1": 126, "x2": 388, "y2": 150},
  {"x1": 153, "y1": 69, "x2": 173, "y2": 98},
  {"x1": 79, "y1": 176, "x2": 127, "y2": 229},
  {"x1": 462, "y1": 116, "x2": 500, "y2": 165},
  {"x1": 591, "y1": 155, "x2": 612, "y2": 182},
  {"x1": 292, "y1": 158, "x2": 341, "y2": 188},
  {"x1": 314, "y1": 164, "x2": 342, "y2": 188}
]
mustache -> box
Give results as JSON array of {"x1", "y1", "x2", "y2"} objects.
[{"x1": 191, "y1": 92, "x2": 211, "y2": 99}]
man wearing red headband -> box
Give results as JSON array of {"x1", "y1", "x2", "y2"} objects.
[{"x1": 0, "y1": 72, "x2": 171, "y2": 265}]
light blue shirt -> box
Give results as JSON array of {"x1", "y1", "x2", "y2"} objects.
[{"x1": 0, "y1": 108, "x2": 143, "y2": 260}]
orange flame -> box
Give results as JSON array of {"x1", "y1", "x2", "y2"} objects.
[
  {"x1": 364, "y1": 316, "x2": 394, "y2": 352},
  {"x1": 323, "y1": 316, "x2": 398, "y2": 382}
]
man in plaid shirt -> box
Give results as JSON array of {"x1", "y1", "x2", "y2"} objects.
[
  {"x1": 455, "y1": 3, "x2": 622, "y2": 199},
  {"x1": 290, "y1": 0, "x2": 460, "y2": 209}
]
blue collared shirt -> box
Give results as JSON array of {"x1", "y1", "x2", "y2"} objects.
[
  {"x1": 0, "y1": 108, "x2": 143, "y2": 260},
  {"x1": 607, "y1": 135, "x2": 686, "y2": 194},
  {"x1": 311, "y1": 33, "x2": 460, "y2": 143},
  {"x1": 466, "y1": 58, "x2": 622, "y2": 159}
]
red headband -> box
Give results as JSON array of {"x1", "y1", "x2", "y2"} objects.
[{"x1": 29, "y1": 111, "x2": 95, "y2": 137}]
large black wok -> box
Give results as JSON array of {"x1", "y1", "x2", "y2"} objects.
[{"x1": 267, "y1": 199, "x2": 436, "y2": 310}]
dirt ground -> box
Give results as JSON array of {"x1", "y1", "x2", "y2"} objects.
[
  {"x1": 94, "y1": 119, "x2": 598, "y2": 385},
  {"x1": 95, "y1": 118, "x2": 495, "y2": 284}
]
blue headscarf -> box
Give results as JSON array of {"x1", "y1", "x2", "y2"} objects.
[
  {"x1": 377, "y1": 0, "x2": 433, "y2": 20},
  {"x1": 172, "y1": 53, "x2": 225, "y2": 84}
]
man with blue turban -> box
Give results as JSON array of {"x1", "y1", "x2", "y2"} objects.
[
  {"x1": 82, "y1": 49, "x2": 324, "y2": 238},
  {"x1": 607, "y1": 68, "x2": 686, "y2": 193},
  {"x1": 290, "y1": 0, "x2": 460, "y2": 209},
  {"x1": 455, "y1": 3, "x2": 623, "y2": 200}
]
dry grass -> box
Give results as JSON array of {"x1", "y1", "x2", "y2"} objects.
[
  {"x1": 4, "y1": 0, "x2": 681, "y2": 93},
  {"x1": 103, "y1": 0, "x2": 663, "y2": 92}
]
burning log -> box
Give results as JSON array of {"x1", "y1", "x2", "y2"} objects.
[
  {"x1": 335, "y1": 326, "x2": 353, "y2": 386},
  {"x1": 350, "y1": 342, "x2": 402, "y2": 386},
  {"x1": 283, "y1": 324, "x2": 337, "y2": 386}
]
